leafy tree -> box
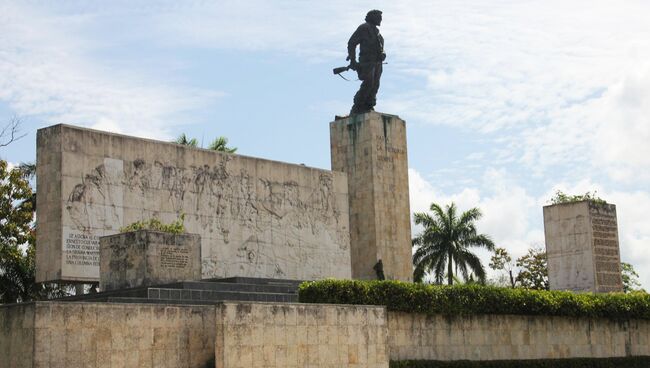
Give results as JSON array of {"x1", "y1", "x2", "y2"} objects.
[
  {"x1": 0, "y1": 160, "x2": 67, "y2": 303},
  {"x1": 489, "y1": 246, "x2": 548, "y2": 290},
  {"x1": 208, "y1": 136, "x2": 237, "y2": 153},
  {"x1": 549, "y1": 190, "x2": 606, "y2": 205},
  {"x1": 412, "y1": 202, "x2": 495, "y2": 285},
  {"x1": 515, "y1": 247, "x2": 549, "y2": 290},
  {"x1": 489, "y1": 247, "x2": 517, "y2": 288},
  {"x1": 621, "y1": 262, "x2": 644, "y2": 293}
]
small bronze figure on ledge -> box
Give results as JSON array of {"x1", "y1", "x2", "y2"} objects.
[{"x1": 345, "y1": 10, "x2": 385, "y2": 115}]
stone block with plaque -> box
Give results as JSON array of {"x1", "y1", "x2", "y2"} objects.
[{"x1": 99, "y1": 230, "x2": 201, "y2": 291}]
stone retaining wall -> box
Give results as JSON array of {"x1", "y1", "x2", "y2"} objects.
[
  {"x1": 4, "y1": 301, "x2": 650, "y2": 367},
  {"x1": 215, "y1": 302, "x2": 388, "y2": 368},
  {"x1": 0, "y1": 302, "x2": 215, "y2": 368},
  {"x1": 387, "y1": 312, "x2": 650, "y2": 361},
  {"x1": 0, "y1": 303, "x2": 34, "y2": 368}
]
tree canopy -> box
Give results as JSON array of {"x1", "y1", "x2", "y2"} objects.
[
  {"x1": 622, "y1": 262, "x2": 644, "y2": 293},
  {"x1": 0, "y1": 160, "x2": 68, "y2": 303}
]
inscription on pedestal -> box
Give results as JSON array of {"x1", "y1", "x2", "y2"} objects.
[
  {"x1": 160, "y1": 247, "x2": 190, "y2": 269},
  {"x1": 590, "y1": 203, "x2": 622, "y2": 292},
  {"x1": 61, "y1": 229, "x2": 103, "y2": 279},
  {"x1": 64, "y1": 232, "x2": 100, "y2": 267}
]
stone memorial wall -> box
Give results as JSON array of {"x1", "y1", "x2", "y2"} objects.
[{"x1": 36, "y1": 124, "x2": 351, "y2": 283}]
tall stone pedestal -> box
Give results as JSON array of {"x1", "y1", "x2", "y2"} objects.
[
  {"x1": 543, "y1": 200, "x2": 623, "y2": 293},
  {"x1": 330, "y1": 112, "x2": 413, "y2": 281}
]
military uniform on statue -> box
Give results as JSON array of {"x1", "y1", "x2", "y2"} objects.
[{"x1": 347, "y1": 9, "x2": 386, "y2": 114}]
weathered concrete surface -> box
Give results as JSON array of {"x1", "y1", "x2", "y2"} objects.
[
  {"x1": 330, "y1": 112, "x2": 413, "y2": 281},
  {"x1": 4, "y1": 300, "x2": 650, "y2": 367},
  {"x1": 388, "y1": 312, "x2": 650, "y2": 361},
  {"x1": 0, "y1": 303, "x2": 34, "y2": 368},
  {"x1": 0, "y1": 302, "x2": 216, "y2": 368},
  {"x1": 215, "y1": 302, "x2": 388, "y2": 368},
  {"x1": 543, "y1": 200, "x2": 623, "y2": 293},
  {"x1": 0, "y1": 301, "x2": 387, "y2": 368},
  {"x1": 100, "y1": 230, "x2": 201, "y2": 291},
  {"x1": 36, "y1": 124, "x2": 351, "y2": 283}
]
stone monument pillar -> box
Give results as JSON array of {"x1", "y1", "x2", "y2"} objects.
[
  {"x1": 330, "y1": 112, "x2": 413, "y2": 281},
  {"x1": 543, "y1": 200, "x2": 623, "y2": 293}
]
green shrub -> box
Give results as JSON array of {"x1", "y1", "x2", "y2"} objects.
[
  {"x1": 119, "y1": 214, "x2": 186, "y2": 234},
  {"x1": 390, "y1": 357, "x2": 650, "y2": 368},
  {"x1": 298, "y1": 280, "x2": 650, "y2": 320},
  {"x1": 548, "y1": 190, "x2": 607, "y2": 205}
]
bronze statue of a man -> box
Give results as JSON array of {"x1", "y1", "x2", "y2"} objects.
[{"x1": 347, "y1": 10, "x2": 385, "y2": 114}]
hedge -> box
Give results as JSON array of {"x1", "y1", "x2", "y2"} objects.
[
  {"x1": 298, "y1": 279, "x2": 650, "y2": 320},
  {"x1": 390, "y1": 357, "x2": 650, "y2": 368}
]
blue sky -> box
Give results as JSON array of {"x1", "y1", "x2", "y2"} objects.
[{"x1": 1, "y1": 1, "x2": 649, "y2": 287}]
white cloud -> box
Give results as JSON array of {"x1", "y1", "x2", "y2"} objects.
[
  {"x1": 590, "y1": 70, "x2": 650, "y2": 183},
  {"x1": 0, "y1": 2, "x2": 221, "y2": 139},
  {"x1": 4, "y1": 1, "x2": 648, "y2": 179}
]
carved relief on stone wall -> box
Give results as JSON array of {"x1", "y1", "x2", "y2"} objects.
[{"x1": 64, "y1": 155, "x2": 350, "y2": 280}]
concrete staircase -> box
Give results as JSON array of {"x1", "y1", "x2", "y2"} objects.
[{"x1": 61, "y1": 277, "x2": 302, "y2": 305}]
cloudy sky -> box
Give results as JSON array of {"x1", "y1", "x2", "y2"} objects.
[{"x1": 1, "y1": 1, "x2": 649, "y2": 286}]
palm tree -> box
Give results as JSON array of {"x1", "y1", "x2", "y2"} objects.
[
  {"x1": 208, "y1": 136, "x2": 237, "y2": 153},
  {"x1": 173, "y1": 133, "x2": 198, "y2": 147},
  {"x1": 173, "y1": 134, "x2": 237, "y2": 153},
  {"x1": 412, "y1": 202, "x2": 495, "y2": 285}
]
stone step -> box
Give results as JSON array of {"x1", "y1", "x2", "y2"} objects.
[
  {"x1": 104, "y1": 297, "x2": 218, "y2": 305},
  {"x1": 210, "y1": 276, "x2": 303, "y2": 287},
  {"x1": 146, "y1": 288, "x2": 298, "y2": 303},
  {"x1": 162, "y1": 281, "x2": 298, "y2": 294}
]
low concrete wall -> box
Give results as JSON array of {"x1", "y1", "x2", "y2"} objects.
[
  {"x1": 0, "y1": 303, "x2": 34, "y2": 368},
  {"x1": 215, "y1": 302, "x2": 388, "y2": 368},
  {"x1": 0, "y1": 302, "x2": 215, "y2": 368},
  {"x1": 388, "y1": 312, "x2": 650, "y2": 361},
  {"x1": 1, "y1": 301, "x2": 387, "y2": 368},
  {"x1": 4, "y1": 301, "x2": 650, "y2": 367}
]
